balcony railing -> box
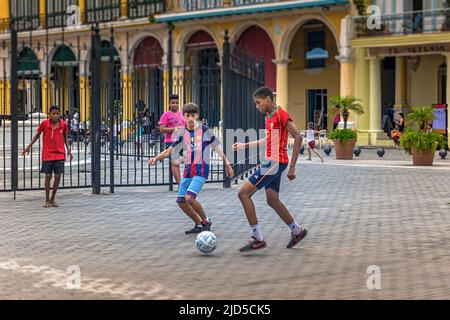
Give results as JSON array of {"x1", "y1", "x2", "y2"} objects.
[
  {"x1": 10, "y1": 0, "x2": 40, "y2": 31},
  {"x1": 128, "y1": 0, "x2": 166, "y2": 18},
  {"x1": 85, "y1": 0, "x2": 122, "y2": 23},
  {"x1": 353, "y1": 9, "x2": 450, "y2": 38},
  {"x1": 46, "y1": 0, "x2": 79, "y2": 28},
  {"x1": 164, "y1": 0, "x2": 290, "y2": 13}
]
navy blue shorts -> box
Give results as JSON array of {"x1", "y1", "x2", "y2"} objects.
[
  {"x1": 248, "y1": 161, "x2": 288, "y2": 193},
  {"x1": 41, "y1": 160, "x2": 65, "y2": 175}
]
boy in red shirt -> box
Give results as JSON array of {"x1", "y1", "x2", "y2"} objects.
[
  {"x1": 22, "y1": 106, "x2": 73, "y2": 208},
  {"x1": 233, "y1": 87, "x2": 307, "y2": 251}
]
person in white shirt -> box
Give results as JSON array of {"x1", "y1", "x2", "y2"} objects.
[{"x1": 305, "y1": 122, "x2": 324, "y2": 163}]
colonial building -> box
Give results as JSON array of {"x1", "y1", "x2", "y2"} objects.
[
  {"x1": 351, "y1": 0, "x2": 450, "y2": 145},
  {"x1": 0, "y1": 0, "x2": 350, "y2": 132}
]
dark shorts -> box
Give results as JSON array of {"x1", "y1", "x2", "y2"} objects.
[
  {"x1": 248, "y1": 161, "x2": 288, "y2": 193},
  {"x1": 165, "y1": 142, "x2": 183, "y2": 161},
  {"x1": 41, "y1": 160, "x2": 65, "y2": 175},
  {"x1": 308, "y1": 141, "x2": 316, "y2": 149}
]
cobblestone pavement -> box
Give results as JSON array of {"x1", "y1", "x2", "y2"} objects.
[{"x1": 1, "y1": 150, "x2": 450, "y2": 299}]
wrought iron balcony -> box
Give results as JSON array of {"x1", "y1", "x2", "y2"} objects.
[
  {"x1": 10, "y1": 0, "x2": 40, "y2": 31},
  {"x1": 353, "y1": 8, "x2": 450, "y2": 38},
  {"x1": 164, "y1": 0, "x2": 293, "y2": 13},
  {"x1": 85, "y1": 0, "x2": 122, "y2": 24},
  {"x1": 46, "y1": 0, "x2": 79, "y2": 28},
  {"x1": 128, "y1": 0, "x2": 166, "y2": 18}
]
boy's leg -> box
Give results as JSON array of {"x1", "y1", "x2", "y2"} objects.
[
  {"x1": 41, "y1": 161, "x2": 53, "y2": 208},
  {"x1": 50, "y1": 174, "x2": 61, "y2": 207},
  {"x1": 50, "y1": 161, "x2": 64, "y2": 207},
  {"x1": 171, "y1": 161, "x2": 182, "y2": 185},
  {"x1": 312, "y1": 147, "x2": 324, "y2": 162},
  {"x1": 265, "y1": 167, "x2": 308, "y2": 248},
  {"x1": 238, "y1": 161, "x2": 283, "y2": 251},
  {"x1": 44, "y1": 174, "x2": 52, "y2": 208},
  {"x1": 185, "y1": 176, "x2": 211, "y2": 230},
  {"x1": 306, "y1": 147, "x2": 312, "y2": 160},
  {"x1": 177, "y1": 178, "x2": 203, "y2": 233},
  {"x1": 237, "y1": 181, "x2": 259, "y2": 225}
]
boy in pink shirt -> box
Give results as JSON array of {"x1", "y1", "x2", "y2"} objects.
[{"x1": 158, "y1": 94, "x2": 186, "y2": 184}]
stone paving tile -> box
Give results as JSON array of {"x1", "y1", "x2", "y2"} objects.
[{"x1": 1, "y1": 155, "x2": 450, "y2": 299}]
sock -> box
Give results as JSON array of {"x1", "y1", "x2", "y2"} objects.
[
  {"x1": 201, "y1": 217, "x2": 210, "y2": 225},
  {"x1": 288, "y1": 220, "x2": 302, "y2": 236},
  {"x1": 250, "y1": 224, "x2": 264, "y2": 241}
]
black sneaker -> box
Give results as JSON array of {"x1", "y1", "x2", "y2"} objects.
[
  {"x1": 239, "y1": 236, "x2": 267, "y2": 252},
  {"x1": 287, "y1": 229, "x2": 308, "y2": 248},
  {"x1": 185, "y1": 225, "x2": 202, "y2": 234},
  {"x1": 201, "y1": 219, "x2": 212, "y2": 231}
]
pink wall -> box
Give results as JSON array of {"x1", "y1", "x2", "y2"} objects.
[{"x1": 237, "y1": 26, "x2": 276, "y2": 91}]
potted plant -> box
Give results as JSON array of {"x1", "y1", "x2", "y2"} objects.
[
  {"x1": 328, "y1": 95, "x2": 364, "y2": 159},
  {"x1": 399, "y1": 106, "x2": 446, "y2": 166}
]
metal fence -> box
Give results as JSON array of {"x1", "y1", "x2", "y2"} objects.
[{"x1": 1, "y1": 22, "x2": 265, "y2": 194}]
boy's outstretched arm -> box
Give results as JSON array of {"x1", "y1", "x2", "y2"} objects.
[
  {"x1": 233, "y1": 138, "x2": 265, "y2": 151},
  {"x1": 148, "y1": 146, "x2": 173, "y2": 166},
  {"x1": 286, "y1": 120, "x2": 302, "y2": 181},
  {"x1": 21, "y1": 131, "x2": 42, "y2": 156}
]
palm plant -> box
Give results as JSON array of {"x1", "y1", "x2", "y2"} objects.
[
  {"x1": 405, "y1": 106, "x2": 435, "y2": 132},
  {"x1": 329, "y1": 95, "x2": 364, "y2": 130}
]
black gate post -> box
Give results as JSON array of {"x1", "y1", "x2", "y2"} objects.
[
  {"x1": 108, "y1": 27, "x2": 115, "y2": 194},
  {"x1": 90, "y1": 25, "x2": 102, "y2": 194},
  {"x1": 167, "y1": 22, "x2": 174, "y2": 191},
  {"x1": 222, "y1": 30, "x2": 231, "y2": 188},
  {"x1": 10, "y1": 18, "x2": 18, "y2": 198}
]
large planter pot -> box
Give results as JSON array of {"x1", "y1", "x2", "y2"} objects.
[
  {"x1": 333, "y1": 139, "x2": 356, "y2": 160},
  {"x1": 411, "y1": 147, "x2": 436, "y2": 166}
]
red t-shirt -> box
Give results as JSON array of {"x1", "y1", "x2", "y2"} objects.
[
  {"x1": 37, "y1": 119, "x2": 68, "y2": 161},
  {"x1": 265, "y1": 107, "x2": 292, "y2": 164}
]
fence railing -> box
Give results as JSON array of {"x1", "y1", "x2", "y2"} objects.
[
  {"x1": 128, "y1": 0, "x2": 166, "y2": 18},
  {"x1": 353, "y1": 8, "x2": 450, "y2": 38},
  {"x1": 164, "y1": 0, "x2": 288, "y2": 13}
]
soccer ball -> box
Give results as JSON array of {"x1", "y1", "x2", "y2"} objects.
[{"x1": 195, "y1": 231, "x2": 217, "y2": 254}]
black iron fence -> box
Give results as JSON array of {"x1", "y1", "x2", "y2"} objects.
[
  {"x1": 1, "y1": 22, "x2": 265, "y2": 194},
  {"x1": 353, "y1": 8, "x2": 450, "y2": 38}
]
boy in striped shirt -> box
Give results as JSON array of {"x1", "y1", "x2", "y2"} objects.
[{"x1": 149, "y1": 103, "x2": 234, "y2": 234}]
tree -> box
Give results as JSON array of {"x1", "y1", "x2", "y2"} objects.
[{"x1": 328, "y1": 95, "x2": 364, "y2": 130}]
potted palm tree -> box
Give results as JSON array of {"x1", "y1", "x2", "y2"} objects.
[
  {"x1": 328, "y1": 95, "x2": 365, "y2": 159},
  {"x1": 400, "y1": 106, "x2": 446, "y2": 166}
]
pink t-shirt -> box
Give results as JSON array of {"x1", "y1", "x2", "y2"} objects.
[{"x1": 159, "y1": 111, "x2": 186, "y2": 142}]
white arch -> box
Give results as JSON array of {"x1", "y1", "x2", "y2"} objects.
[
  {"x1": 278, "y1": 14, "x2": 339, "y2": 61},
  {"x1": 229, "y1": 20, "x2": 276, "y2": 53},
  {"x1": 174, "y1": 26, "x2": 222, "y2": 66}
]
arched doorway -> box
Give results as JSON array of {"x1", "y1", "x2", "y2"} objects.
[
  {"x1": 18, "y1": 47, "x2": 41, "y2": 115},
  {"x1": 49, "y1": 45, "x2": 79, "y2": 117},
  {"x1": 184, "y1": 30, "x2": 221, "y2": 128},
  {"x1": 236, "y1": 26, "x2": 276, "y2": 90},
  {"x1": 132, "y1": 36, "x2": 164, "y2": 134},
  {"x1": 288, "y1": 19, "x2": 340, "y2": 131}
]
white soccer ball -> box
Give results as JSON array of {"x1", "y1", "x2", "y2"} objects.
[{"x1": 195, "y1": 231, "x2": 217, "y2": 254}]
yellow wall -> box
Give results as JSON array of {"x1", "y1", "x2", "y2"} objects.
[
  {"x1": 0, "y1": 80, "x2": 10, "y2": 115},
  {"x1": 408, "y1": 55, "x2": 444, "y2": 107},
  {"x1": 288, "y1": 67, "x2": 340, "y2": 130},
  {"x1": 287, "y1": 23, "x2": 340, "y2": 130}
]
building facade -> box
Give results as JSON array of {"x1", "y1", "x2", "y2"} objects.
[
  {"x1": 0, "y1": 0, "x2": 350, "y2": 133},
  {"x1": 351, "y1": 0, "x2": 450, "y2": 145}
]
